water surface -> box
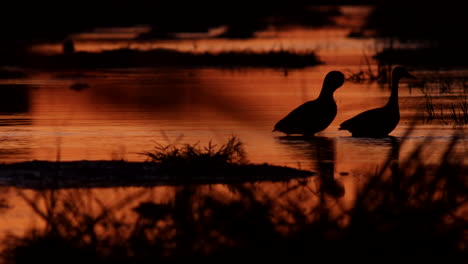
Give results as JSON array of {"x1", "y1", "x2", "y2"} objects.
[{"x1": 0, "y1": 7, "x2": 466, "y2": 252}]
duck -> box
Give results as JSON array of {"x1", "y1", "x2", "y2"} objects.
[
  {"x1": 273, "y1": 71, "x2": 345, "y2": 136},
  {"x1": 338, "y1": 66, "x2": 416, "y2": 137}
]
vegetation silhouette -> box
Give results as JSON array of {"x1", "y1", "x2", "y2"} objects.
[
  {"x1": 0, "y1": 137, "x2": 312, "y2": 189},
  {"x1": 1, "y1": 128, "x2": 466, "y2": 261},
  {"x1": 360, "y1": 2, "x2": 468, "y2": 67},
  {"x1": 0, "y1": 3, "x2": 339, "y2": 67},
  {"x1": 8, "y1": 48, "x2": 322, "y2": 69}
]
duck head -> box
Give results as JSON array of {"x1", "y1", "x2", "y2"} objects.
[
  {"x1": 323, "y1": 71, "x2": 345, "y2": 91},
  {"x1": 393, "y1": 66, "x2": 416, "y2": 80}
]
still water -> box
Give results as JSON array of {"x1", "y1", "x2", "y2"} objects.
[
  {"x1": 0, "y1": 65, "x2": 466, "y2": 171},
  {"x1": 0, "y1": 7, "x2": 466, "y2": 252}
]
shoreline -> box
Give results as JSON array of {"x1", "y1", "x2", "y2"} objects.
[
  {"x1": 7, "y1": 48, "x2": 322, "y2": 69},
  {"x1": 0, "y1": 160, "x2": 314, "y2": 189}
]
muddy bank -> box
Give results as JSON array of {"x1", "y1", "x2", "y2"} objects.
[{"x1": 0, "y1": 160, "x2": 314, "y2": 189}]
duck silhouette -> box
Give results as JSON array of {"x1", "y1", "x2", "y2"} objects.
[
  {"x1": 273, "y1": 71, "x2": 345, "y2": 136},
  {"x1": 339, "y1": 66, "x2": 416, "y2": 137}
]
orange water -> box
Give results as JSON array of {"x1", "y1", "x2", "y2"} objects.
[{"x1": 0, "y1": 6, "x2": 466, "y2": 244}]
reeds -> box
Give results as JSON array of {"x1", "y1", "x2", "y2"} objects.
[
  {"x1": 423, "y1": 94, "x2": 468, "y2": 125},
  {"x1": 345, "y1": 55, "x2": 390, "y2": 84},
  {"x1": 141, "y1": 136, "x2": 247, "y2": 168},
  {"x1": 2, "y1": 130, "x2": 466, "y2": 261},
  {"x1": 450, "y1": 96, "x2": 468, "y2": 125},
  {"x1": 424, "y1": 93, "x2": 436, "y2": 121}
]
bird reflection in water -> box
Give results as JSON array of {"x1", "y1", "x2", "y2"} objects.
[
  {"x1": 380, "y1": 136, "x2": 403, "y2": 203},
  {"x1": 275, "y1": 136, "x2": 344, "y2": 199},
  {"x1": 341, "y1": 135, "x2": 403, "y2": 202}
]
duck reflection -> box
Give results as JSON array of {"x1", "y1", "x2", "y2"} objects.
[
  {"x1": 275, "y1": 136, "x2": 344, "y2": 199},
  {"x1": 388, "y1": 136, "x2": 403, "y2": 202},
  {"x1": 341, "y1": 135, "x2": 402, "y2": 201}
]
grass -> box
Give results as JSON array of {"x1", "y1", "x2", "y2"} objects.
[
  {"x1": 0, "y1": 137, "x2": 313, "y2": 188},
  {"x1": 450, "y1": 96, "x2": 468, "y2": 125},
  {"x1": 140, "y1": 136, "x2": 247, "y2": 171},
  {"x1": 423, "y1": 94, "x2": 468, "y2": 125},
  {"x1": 1, "y1": 129, "x2": 466, "y2": 261},
  {"x1": 344, "y1": 52, "x2": 391, "y2": 84},
  {"x1": 138, "y1": 136, "x2": 312, "y2": 182},
  {"x1": 424, "y1": 93, "x2": 436, "y2": 121}
]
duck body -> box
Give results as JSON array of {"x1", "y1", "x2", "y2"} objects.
[
  {"x1": 339, "y1": 104, "x2": 399, "y2": 137},
  {"x1": 273, "y1": 71, "x2": 345, "y2": 136},
  {"x1": 339, "y1": 66, "x2": 415, "y2": 137},
  {"x1": 273, "y1": 97, "x2": 337, "y2": 136}
]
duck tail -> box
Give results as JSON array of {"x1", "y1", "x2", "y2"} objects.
[{"x1": 272, "y1": 123, "x2": 280, "y2": 132}]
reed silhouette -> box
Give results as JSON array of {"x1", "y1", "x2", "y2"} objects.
[
  {"x1": 0, "y1": 137, "x2": 312, "y2": 189},
  {"x1": 1, "y1": 129, "x2": 466, "y2": 261},
  {"x1": 339, "y1": 67, "x2": 415, "y2": 137},
  {"x1": 273, "y1": 71, "x2": 345, "y2": 136}
]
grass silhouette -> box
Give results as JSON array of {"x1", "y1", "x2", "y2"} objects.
[
  {"x1": 1, "y1": 130, "x2": 466, "y2": 262},
  {"x1": 0, "y1": 137, "x2": 312, "y2": 189},
  {"x1": 141, "y1": 136, "x2": 247, "y2": 168}
]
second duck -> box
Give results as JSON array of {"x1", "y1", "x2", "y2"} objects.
[{"x1": 339, "y1": 66, "x2": 416, "y2": 137}]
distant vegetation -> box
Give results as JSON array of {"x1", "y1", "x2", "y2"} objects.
[
  {"x1": 359, "y1": 2, "x2": 468, "y2": 68},
  {"x1": 374, "y1": 48, "x2": 468, "y2": 68},
  {"x1": 10, "y1": 48, "x2": 322, "y2": 69},
  {"x1": 0, "y1": 3, "x2": 339, "y2": 67},
  {"x1": 138, "y1": 4, "x2": 340, "y2": 39}
]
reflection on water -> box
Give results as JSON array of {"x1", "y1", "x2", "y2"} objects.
[
  {"x1": 0, "y1": 66, "x2": 465, "y2": 168},
  {"x1": 2, "y1": 138, "x2": 466, "y2": 259},
  {"x1": 276, "y1": 136, "x2": 344, "y2": 198},
  {"x1": 0, "y1": 71, "x2": 465, "y2": 259},
  {"x1": 0, "y1": 84, "x2": 32, "y2": 160},
  {"x1": 0, "y1": 6, "x2": 465, "y2": 259},
  {"x1": 1, "y1": 17, "x2": 466, "y2": 167}
]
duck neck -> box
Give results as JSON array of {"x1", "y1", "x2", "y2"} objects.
[
  {"x1": 386, "y1": 75, "x2": 400, "y2": 107},
  {"x1": 318, "y1": 87, "x2": 335, "y2": 99}
]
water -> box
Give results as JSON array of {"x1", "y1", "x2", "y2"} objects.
[
  {"x1": 0, "y1": 6, "x2": 466, "y2": 255},
  {"x1": 0, "y1": 66, "x2": 465, "y2": 170}
]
